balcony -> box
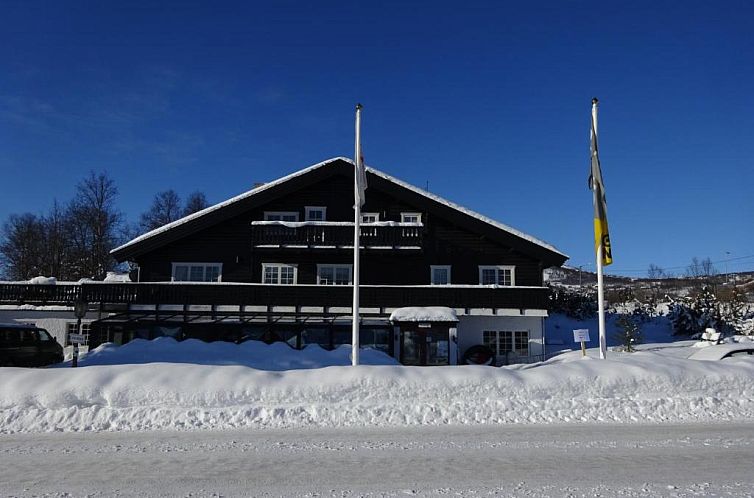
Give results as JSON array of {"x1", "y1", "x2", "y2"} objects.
[
  {"x1": 0, "y1": 282, "x2": 549, "y2": 312},
  {"x1": 250, "y1": 221, "x2": 422, "y2": 249}
]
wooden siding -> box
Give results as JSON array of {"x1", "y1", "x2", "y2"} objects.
[{"x1": 130, "y1": 167, "x2": 554, "y2": 286}]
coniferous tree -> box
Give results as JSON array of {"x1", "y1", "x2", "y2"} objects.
[{"x1": 614, "y1": 315, "x2": 642, "y2": 352}]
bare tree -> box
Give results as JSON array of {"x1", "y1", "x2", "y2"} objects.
[
  {"x1": 0, "y1": 213, "x2": 45, "y2": 280},
  {"x1": 140, "y1": 190, "x2": 182, "y2": 232},
  {"x1": 66, "y1": 172, "x2": 123, "y2": 279},
  {"x1": 700, "y1": 257, "x2": 717, "y2": 277},
  {"x1": 183, "y1": 191, "x2": 209, "y2": 216},
  {"x1": 686, "y1": 256, "x2": 717, "y2": 281},
  {"x1": 40, "y1": 200, "x2": 69, "y2": 279},
  {"x1": 647, "y1": 264, "x2": 664, "y2": 279}
]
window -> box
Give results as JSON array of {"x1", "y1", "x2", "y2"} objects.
[
  {"x1": 479, "y1": 265, "x2": 515, "y2": 286},
  {"x1": 317, "y1": 264, "x2": 353, "y2": 285},
  {"x1": 264, "y1": 211, "x2": 299, "y2": 222},
  {"x1": 430, "y1": 265, "x2": 451, "y2": 285},
  {"x1": 401, "y1": 212, "x2": 422, "y2": 223},
  {"x1": 172, "y1": 263, "x2": 222, "y2": 282},
  {"x1": 483, "y1": 330, "x2": 529, "y2": 358},
  {"x1": 305, "y1": 206, "x2": 327, "y2": 221},
  {"x1": 361, "y1": 212, "x2": 379, "y2": 223},
  {"x1": 262, "y1": 263, "x2": 297, "y2": 284}
]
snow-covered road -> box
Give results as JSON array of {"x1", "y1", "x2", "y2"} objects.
[{"x1": 2, "y1": 423, "x2": 753, "y2": 497}]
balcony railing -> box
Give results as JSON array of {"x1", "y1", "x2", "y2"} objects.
[
  {"x1": 250, "y1": 221, "x2": 422, "y2": 249},
  {"x1": 0, "y1": 282, "x2": 549, "y2": 311}
]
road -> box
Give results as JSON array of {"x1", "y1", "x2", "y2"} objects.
[{"x1": 2, "y1": 423, "x2": 753, "y2": 497}]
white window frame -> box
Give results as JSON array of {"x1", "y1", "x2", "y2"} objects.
[
  {"x1": 361, "y1": 212, "x2": 380, "y2": 223},
  {"x1": 478, "y1": 265, "x2": 515, "y2": 286},
  {"x1": 316, "y1": 264, "x2": 353, "y2": 285},
  {"x1": 430, "y1": 265, "x2": 452, "y2": 285},
  {"x1": 401, "y1": 212, "x2": 422, "y2": 223},
  {"x1": 264, "y1": 211, "x2": 299, "y2": 222},
  {"x1": 262, "y1": 263, "x2": 298, "y2": 284},
  {"x1": 483, "y1": 330, "x2": 530, "y2": 358},
  {"x1": 171, "y1": 262, "x2": 223, "y2": 282},
  {"x1": 304, "y1": 206, "x2": 327, "y2": 221}
]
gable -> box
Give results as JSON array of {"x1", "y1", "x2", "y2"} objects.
[{"x1": 111, "y1": 157, "x2": 568, "y2": 267}]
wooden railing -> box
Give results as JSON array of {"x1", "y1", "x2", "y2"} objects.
[
  {"x1": 0, "y1": 282, "x2": 549, "y2": 310},
  {"x1": 251, "y1": 222, "x2": 422, "y2": 248}
]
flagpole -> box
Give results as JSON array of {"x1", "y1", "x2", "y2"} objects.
[
  {"x1": 592, "y1": 98, "x2": 608, "y2": 359},
  {"x1": 352, "y1": 103, "x2": 363, "y2": 366}
]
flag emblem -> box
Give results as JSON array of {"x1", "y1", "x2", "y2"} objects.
[{"x1": 589, "y1": 103, "x2": 613, "y2": 266}]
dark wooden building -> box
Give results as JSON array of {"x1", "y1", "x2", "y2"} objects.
[{"x1": 99, "y1": 157, "x2": 568, "y2": 365}]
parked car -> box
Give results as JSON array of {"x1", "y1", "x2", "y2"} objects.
[
  {"x1": 0, "y1": 323, "x2": 64, "y2": 367},
  {"x1": 688, "y1": 343, "x2": 754, "y2": 361}
]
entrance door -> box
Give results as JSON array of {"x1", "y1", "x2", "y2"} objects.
[{"x1": 400, "y1": 326, "x2": 450, "y2": 366}]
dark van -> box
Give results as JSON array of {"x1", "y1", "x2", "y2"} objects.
[{"x1": 0, "y1": 323, "x2": 64, "y2": 367}]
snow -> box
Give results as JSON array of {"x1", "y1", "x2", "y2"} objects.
[
  {"x1": 389, "y1": 306, "x2": 458, "y2": 322},
  {"x1": 2, "y1": 337, "x2": 754, "y2": 433},
  {"x1": 3, "y1": 424, "x2": 754, "y2": 497},
  {"x1": 103, "y1": 271, "x2": 131, "y2": 282},
  {"x1": 27, "y1": 276, "x2": 56, "y2": 285},
  {"x1": 65, "y1": 336, "x2": 398, "y2": 369}
]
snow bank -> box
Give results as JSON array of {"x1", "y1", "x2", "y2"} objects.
[
  {"x1": 2, "y1": 347, "x2": 754, "y2": 433},
  {"x1": 67, "y1": 337, "x2": 398, "y2": 370},
  {"x1": 389, "y1": 306, "x2": 458, "y2": 323}
]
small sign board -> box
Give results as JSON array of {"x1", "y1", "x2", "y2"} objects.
[
  {"x1": 573, "y1": 329, "x2": 590, "y2": 343},
  {"x1": 68, "y1": 333, "x2": 87, "y2": 344}
]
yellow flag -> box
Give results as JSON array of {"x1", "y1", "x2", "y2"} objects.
[{"x1": 589, "y1": 105, "x2": 613, "y2": 266}]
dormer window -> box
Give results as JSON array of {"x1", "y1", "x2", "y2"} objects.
[
  {"x1": 264, "y1": 211, "x2": 299, "y2": 222},
  {"x1": 401, "y1": 212, "x2": 422, "y2": 223},
  {"x1": 305, "y1": 206, "x2": 327, "y2": 221},
  {"x1": 361, "y1": 212, "x2": 379, "y2": 223}
]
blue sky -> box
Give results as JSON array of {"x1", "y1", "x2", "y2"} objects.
[{"x1": 1, "y1": 0, "x2": 753, "y2": 277}]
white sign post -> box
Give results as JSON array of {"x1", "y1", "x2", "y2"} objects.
[{"x1": 573, "y1": 329, "x2": 590, "y2": 357}]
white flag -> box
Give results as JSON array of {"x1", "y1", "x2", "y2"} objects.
[{"x1": 354, "y1": 104, "x2": 367, "y2": 207}]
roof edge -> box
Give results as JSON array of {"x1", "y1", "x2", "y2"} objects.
[
  {"x1": 352, "y1": 159, "x2": 568, "y2": 260},
  {"x1": 111, "y1": 156, "x2": 350, "y2": 256}
]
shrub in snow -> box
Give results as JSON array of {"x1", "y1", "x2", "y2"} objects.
[
  {"x1": 547, "y1": 285, "x2": 597, "y2": 320},
  {"x1": 614, "y1": 315, "x2": 642, "y2": 352},
  {"x1": 666, "y1": 286, "x2": 751, "y2": 338}
]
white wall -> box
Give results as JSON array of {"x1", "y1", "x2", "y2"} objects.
[
  {"x1": 0, "y1": 308, "x2": 97, "y2": 345},
  {"x1": 456, "y1": 315, "x2": 544, "y2": 364}
]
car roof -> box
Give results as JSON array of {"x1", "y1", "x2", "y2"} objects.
[
  {"x1": 688, "y1": 343, "x2": 754, "y2": 361},
  {"x1": 0, "y1": 323, "x2": 41, "y2": 330}
]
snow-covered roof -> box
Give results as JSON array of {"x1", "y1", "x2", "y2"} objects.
[
  {"x1": 111, "y1": 157, "x2": 346, "y2": 255},
  {"x1": 364, "y1": 163, "x2": 566, "y2": 258},
  {"x1": 389, "y1": 306, "x2": 459, "y2": 323},
  {"x1": 112, "y1": 157, "x2": 567, "y2": 259}
]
